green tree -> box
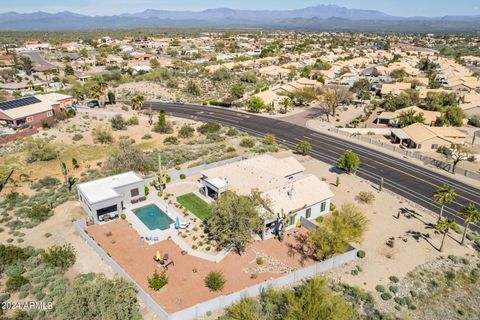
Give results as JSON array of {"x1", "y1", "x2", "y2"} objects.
[
  {"x1": 19, "y1": 56, "x2": 33, "y2": 75},
  {"x1": 280, "y1": 97, "x2": 293, "y2": 114},
  {"x1": 107, "y1": 91, "x2": 116, "y2": 105},
  {"x1": 398, "y1": 109, "x2": 426, "y2": 127},
  {"x1": 208, "y1": 191, "x2": 264, "y2": 254},
  {"x1": 104, "y1": 138, "x2": 148, "y2": 174},
  {"x1": 204, "y1": 271, "x2": 226, "y2": 292},
  {"x1": 292, "y1": 87, "x2": 316, "y2": 106},
  {"x1": 351, "y1": 79, "x2": 371, "y2": 100},
  {"x1": 433, "y1": 184, "x2": 457, "y2": 222},
  {"x1": 79, "y1": 48, "x2": 88, "y2": 58},
  {"x1": 185, "y1": 80, "x2": 201, "y2": 96},
  {"x1": 435, "y1": 218, "x2": 456, "y2": 252},
  {"x1": 24, "y1": 138, "x2": 57, "y2": 162},
  {"x1": 230, "y1": 83, "x2": 245, "y2": 99},
  {"x1": 148, "y1": 270, "x2": 168, "y2": 291},
  {"x1": 322, "y1": 88, "x2": 352, "y2": 116},
  {"x1": 459, "y1": 203, "x2": 479, "y2": 245},
  {"x1": 295, "y1": 140, "x2": 312, "y2": 156},
  {"x1": 64, "y1": 65, "x2": 74, "y2": 76},
  {"x1": 337, "y1": 150, "x2": 360, "y2": 174},
  {"x1": 439, "y1": 106, "x2": 464, "y2": 127},
  {"x1": 224, "y1": 297, "x2": 260, "y2": 320},
  {"x1": 153, "y1": 110, "x2": 173, "y2": 134},
  {"x1": 247, "y1": 96, "x2": 267, "y2": 113}
]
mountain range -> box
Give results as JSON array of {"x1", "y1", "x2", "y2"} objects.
[{"x1": 0, "y1": 5, "x2": 480, "y2": 32}]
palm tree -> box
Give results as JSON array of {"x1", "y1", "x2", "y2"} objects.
[
  {"x1": 435, "y1": 218, "x2": 456, "y2": 252},
  {"x1": 459, "y1": 203, "x2": 480, "y2": 245},
  {"x1": 280, "y1": 97, "x2": 293, "y2": 113},
  {"x1": 432, "y1": 185, "x2": 457, "y2": 222}
]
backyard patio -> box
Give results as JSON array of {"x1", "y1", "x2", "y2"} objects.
[{"x1": 85, "y1": 220, "x2": 318, "y2": 313}]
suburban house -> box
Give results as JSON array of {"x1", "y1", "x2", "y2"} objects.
[
  {"x1": 199, "y1": 155, "x2": 334, "y2": 238},
  {"x1": 0, "y1": 93, "x2": 73, "y2": 127},
  {"x1": 460, "y1": 92, "x2": 480, "y2": 116},
  {"x1": 380, "y1": 82, "x2": 412, "y2": 96},
  {"x1": 77, "y1": 171, "x2": 146, "y2": 224},
  {"x1": 390, "y1": 123, "x2": 467, "y2": 150},
  {"x1": 376, "y1": 106, "x2": 441, "y2": 127}
]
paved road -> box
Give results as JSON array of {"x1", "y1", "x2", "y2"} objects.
[
  {"x1": 20, "y1": 51, "x2": 59, "y2": 70},
  {"x1": 144, "y1": 102, "x2": 480, "y2": 231}
]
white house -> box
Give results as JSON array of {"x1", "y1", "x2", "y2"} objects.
[
  {"x1": 200, "y1": 155, "x2": 334, "y2": 238},
  {"x1": 77, "y1": 172, "x2": 146, "y2": 224}
]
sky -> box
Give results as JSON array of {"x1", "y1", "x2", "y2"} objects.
[{"x1": 2, "y1": 0, "x2": 479, "y2": 17}]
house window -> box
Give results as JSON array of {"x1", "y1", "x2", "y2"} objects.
[
  {"x1": 289, "y1": 214, "x2": 296, "y2": 226},
  {"x1": 130, "y1": 188, "x2": 139, "y2": 197},
  {"x1": 306, "y1": 208, "x2": 312, "y2": 219},
  {"x1": 46, "y1": 111, "x2": 53, "y2": 117},
  {"x1": 431, "y1": 144, "x2": 438, "y2": 150},
  {"x1": 321, "y1": 201, "x2": 327, "y2": 212},
  {"x1": 26, "y1": 116, "x2": 34, "y2": 123}
]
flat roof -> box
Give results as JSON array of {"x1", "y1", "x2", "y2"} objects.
[{"x1": 77, "y1": 171, "x2": 144, "y2": 204}]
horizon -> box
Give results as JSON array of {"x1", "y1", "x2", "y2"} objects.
[{"x1": 2, "y1": 1, "x2": 480, "y2": 18}]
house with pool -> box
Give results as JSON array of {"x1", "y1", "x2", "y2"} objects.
[
  {"x1": 77, "y1": 171, "x2": 146, "y2": 224},
  {"x1": 200, "y1": 155, "x2": 334, "y2": 238}
]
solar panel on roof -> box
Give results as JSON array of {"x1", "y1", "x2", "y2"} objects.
[{"x1": 0, "y1": 96, "x2": 41, "y2": 111}]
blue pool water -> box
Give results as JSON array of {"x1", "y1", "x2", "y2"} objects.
[{"x1": 133, "y1": 204, "x2": 174, "y2": 231}]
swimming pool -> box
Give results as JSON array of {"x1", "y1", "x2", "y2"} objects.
[{"x1": 133, "y1": 204, "x2": 174, "y2": 231}]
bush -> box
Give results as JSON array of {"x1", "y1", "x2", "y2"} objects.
[
  {"x1": 197, "y1": 122, "x2": 221, "y2": 135},
  {"x1": 92, "y1": 125, "x2": 114, "y2": 144},
  {"x1": 148, "y1": 270, "x2": 168, "y2": 291},
  {"x1": 110, "y1": 114, "x2": 127, "y2": 130},
  {"x1": 355, "y1": 191, "x2": 375, "y2": 204},
  {"x1": 375, "y1": 285, "x2": 385, "y2": 292},
  {"x1": 6, "y1": 275, "x2": 29, "y2": 292},
  {"x1": 179, "y1": 174, "x2": 186, "y2": 180},
  {"x1": 42, "y1": 243, "x2": 76, "y2": 271},
  {"x1": 381, "y1": 292, "x2": 392, "y2": 300},
  {"x1": 127, "y1": 116, "x2": 139, "y2": 126},
  {"x1": 263, "y1": 134, "x2": 276, "y2": 145},
  {"x1": 26, "y1": 205, "x2": 51, "y2": 222},
  {"x1": 142, "y1": 134, "x2": 152, "y2": 140},
  {"x1": 205, "y1": 271, "x2": 226, "y2": 292},
  {"x1": 178, "y1": 125, "x2": 195, "y2": 138},
  {"x1": 226, "y1": 147, "x2": 236, "y2": 152},
  {"x1": 163, "y1": 136, "x2": 179, "y2": 145},
  {"x1": 389, "y1": 285, "x2": 399, "y2": 293},
  {"x1": 72, "y1": 134, "x2": 83, "y2": 141},
  {"x1": 240, "y1": 138, "x2": 256, "y2": 148},
  {"x1": 357, "y1": 250, "x2": 366, "y2": 259},
  {"x1": 448, "y1": 255, "x2": 460, "y2": 264},
  {"x1": 389, "y1": 275, "x2": 399, "y2": 283},
  {"x1": 226, "y1": 128, "x2": 238, "y2": 136},
  {"x1": 24, "y1": 138, "x2": 57, "y2": 162},
  {"x1": 256, "y1": 257, "x2": 264, "y2": 265}
]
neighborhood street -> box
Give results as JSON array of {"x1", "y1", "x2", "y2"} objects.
[{"x1": 145, "y1": 102, "x2": 480, "y2": 231}]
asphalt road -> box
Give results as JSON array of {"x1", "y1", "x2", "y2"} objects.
[
  {"x1": 144, "y1": 102, "x2": 480, "y2": 231},
  {"x1": 20, "y1": 51, "x2": 59, "y2": 69}
]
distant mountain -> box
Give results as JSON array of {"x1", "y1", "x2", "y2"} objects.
[{"x1": 0, "y1": 5, "x2": 479, "y2": 32}]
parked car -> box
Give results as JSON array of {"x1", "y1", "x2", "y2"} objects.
[
  {"x1": 160, "y1": 99, "x2": 173, "y2": 104},
  {"x1": 87, "y1": 100, "x2": 99, "y2": 108},
  {"x1": 174, "y1": 100, "x2": 185, "y2": 105},
  {"x1": 65, "y1": 105, "x2": 78, "y2": 111}
]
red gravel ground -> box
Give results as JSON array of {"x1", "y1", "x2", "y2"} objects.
[{"x1": 85, "y1": 220, "x2": 316, "y2": 313}]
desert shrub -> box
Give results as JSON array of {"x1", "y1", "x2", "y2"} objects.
[
  {"x1": 295, "y1": 140, "x2": 312, "y2": 155},
  {"x1": 355, "y1": 191, "x2": 375, "y2": 204},
  {"x1": 197, "y1": 122, "x2": 221, "y2": 135},
  {"x1": 72, "y1": 134, "x2": 83, "y2": 141},
  {"x1": 110, "y1": 114, "x2": 127, "y2": 130},
  {"x1": 205, "y1": 271, "x2": 226, "y2": 292},
  {"x1": 226, "y1": 128, "x2": 238, "y2": 136},
  {"x1": 92, "y1": 125, "x2": 114, "y2": 144},
  {"x1": 6, "y1": 274, "x2": 29, "y2": 292},
  {"x1": 263, "y1": 134, "x2": 276, "y2": 145},
  {"x1": 163, "y1": 136, "x2": 179, "y2": 145},
  {"x1": 375, "y1": 285, "x2": 385, "y2": 292},
  {"x1": 141, "y1": 134, "x2": 152, "y2": 140},
  {"x1": 18, "y1": 291, "x2": 29, "y2": 299},
  {"x1": 42, "y1": 243, "x2": 76, "y2": 271},
  {"x1": 389, "y1": 275, "x2": 399, "y2": 283},
  {"x1": 226, "y1": 147, "x2": 236, "y2": 152},
  {"x1": 24, "y1": 138, "x2": 57, "y2": 162},
  {"x1": 26, "y1": 205, "x2": 51, "y2": 222},
  {"x1": 31, "y1": 177, "x2": 60, "y2": 190},
  {"x1": 179, "y1": 174, "x2": 186, "y2": 180},
  {"x1": 148, "y1": 270, "x2": 168, "y2": 291},
  {"x1": 357, "y1": 250, "x2": 366, "y2": 258},
  {"x1": 127, "y1": 116, "x2": 139, "y2": 126},
  {"x1": 178, "y1": 125, "x2": 195, "y2": 138},
  {"x1": 256, "y1": 257, "x2": 264, "y2": 265},
  {"x1": 448, "y1": 255, "x2": 459, "y2": 263},
  {"x1": 381, "y1": 292, "x2": 392, "y2": 300},
  {"x1": 389, "y1": 285, "x2": 399, "y2": 294},
  {"x1": 240, "y1": 138, "x2": 256, "y2": 148}
]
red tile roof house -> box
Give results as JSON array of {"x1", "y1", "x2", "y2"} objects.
[{"x1": 0, "y1": 93, "x2": 73, "y2": 128}]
